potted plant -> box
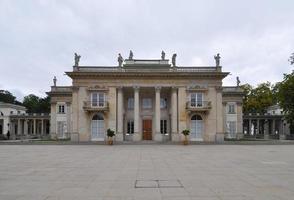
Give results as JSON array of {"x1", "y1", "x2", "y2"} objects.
[
  {"x1": 106, "y1": 128, "x2": 115, "y2": 145},
  {"x1": 182, "y1": 129, "x2": 190, "y2": 145}
]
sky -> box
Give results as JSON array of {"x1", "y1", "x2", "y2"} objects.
[{"x1": 0, "y1": 0, "x2": 293, "y2": 101}]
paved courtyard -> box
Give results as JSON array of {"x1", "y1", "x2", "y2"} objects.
[{"x1": 0, "y1": 145, "x2": 294, "y2": 200}]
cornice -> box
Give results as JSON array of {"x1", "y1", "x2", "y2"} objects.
[{"x1": 65, "y1": 71, "x2": 229, "y2": 79}]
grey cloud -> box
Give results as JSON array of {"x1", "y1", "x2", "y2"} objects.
[{"x1": 0, "y1": 0, "x2": 293, "y2": 100}]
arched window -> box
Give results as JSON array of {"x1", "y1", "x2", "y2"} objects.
[
  {"x1": 92, "y1": 114, "x2": 104, "y2": 120},
  {"x1": 191, "y1": 115, "x2": 202, "y2": 121}
]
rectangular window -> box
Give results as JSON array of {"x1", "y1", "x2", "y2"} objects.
[
  {"x1": 142, "y1": 98, "x2": 152, "y2": 109},
  {"x1": 190, "y1": 93, "x2": 203, "y2": 107},
  {"x1": 57, "y1": 121, "x2": 67, "y2": 138},
  {"x1": 92, "y1": 93, "x2": 105, "y2": 107},
  {"x1": 228, "y1": 104, "x2": 236, "y2": 114},
  {"x1": 128, "y1": 98, "x2": 134, "y2": 109},
  {"x1": 227, "y1": 121, "x2": 236, "y2": 138},
  {"x1": 160, "y1": 98, "x2": 167, "y2": 109},
  {"x1": 58, "y1": 105, "x2": 65, "y2": 114},
  {"x1": 160, "y1": 120, "x2": 167, "y2": 134},
  {"x1": 127, "y1": 120, "x2": 134, "y2": 134}
]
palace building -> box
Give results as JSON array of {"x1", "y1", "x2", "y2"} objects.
[{"x1": 47, "y1": 52, "x2": 244, "y2": 142}]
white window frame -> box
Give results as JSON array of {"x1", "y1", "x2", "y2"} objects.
[
  {"x1": 58, "y1": 104, "x2": 66, "y2": 114},
  {"x1": 228, "y1": 104, "x2": 236, "y2": 114},
  {"x1": 160, "y1": 119, "x2": 168, "y2": 134},
  {"x1": 91, "y1": 92, "x2": 105, "y2": 107},
  {"x1": 190, "y1": 93, "x2": 203, "y2": 107},
  {"x1": 57, "y1": 121, "x2": 67, "y2": 138},
  {"x1": 226, "y1": 121, "x2": 237, "y2": 138},
  {"x1": 127, "y1": 120, "x2": 134, "y2": 135}
]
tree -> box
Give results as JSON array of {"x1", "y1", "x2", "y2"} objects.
[
  {"x1": 241, "y1": 82, "x2": 274, "y2": 113},
  {"x1": 0, "y1": 90, "x2": 16, "y2": 103},
  {"x1": 276, "y1": 71, "x2": 294, "y2": 134},
  {"x1": 23, "y1": 94, "x2": 40, "y2": 113},
  {"x1": 38, "y1": 96, "x2": 51, "y2": 113}
]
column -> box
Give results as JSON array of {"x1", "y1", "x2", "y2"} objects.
[
  {"x1": 249, "y1": 119, "x2": 252, "y2": 135},
  {"x1": 155, "y1": 86, "x2": 161, "y2": 141},
  {"x1": 264, "y1": 120, "x2": 269, "y2": 139},
  {"x1": 41, "y1": 119, "x2": 44, "y2": 136},
  {"x1": 171, "y1": 87, "x2": 178, "y2": 141},
  {"x1": 24, "y1": 120, "x2": 28, "y2": 135},
  {"x1": 17, "y1": 119, "x2": 21, "y2": 135},
  {"x1": 33, "y1": 119, "x2": 36, "y2": 135},
  {"x1": 273, "y1": 119, "x2": 276, "y2": 135},
  {"x1": 116, "y1": 87, "x2": 124, "y2": 141},
  {"x1": 133, "y1": 86, "x2": 140, "y2": 141},
  {"x1": 257, "y1": 119, "x2": 260, "y2": 135}
]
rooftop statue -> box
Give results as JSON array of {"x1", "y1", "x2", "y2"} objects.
[
  {"x1": 118, "y1": 53, "x2": 124, "y2": 67},
  {"x1": 172, "y1": 53, "x2": 177, "y2": 67},
  {"x1": 53, "y1": 76, "x2": 57, "y2": 87},
  {"x1": 214, "y1": 53, "x2": 221, "y2": 67},
  {"x1": 236, "y1": 76, "x2": 240, "y2": 87},
  {"x1": 129, "y1": 50, "x2": 133, "y2": 60},
  {"x1": 161, "y1": 51, "x2": 165, "y2": 60},
  {"x1": 74, "y1": 53, "x2": 81, "y2": 66}
]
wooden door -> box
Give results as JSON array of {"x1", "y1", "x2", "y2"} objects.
[{"x1": 143, "y1": 120, "x2": 152, "y2": 140}]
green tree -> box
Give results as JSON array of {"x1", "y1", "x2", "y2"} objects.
[
  {"x1": 0, "y1": 90, "x2": 16, "y2": 103},
  {"x1": 23, "y1": 94, "x2": 40, "y2": 113},
  {"x1": 241, "y1": 82, "x2": 274, "y2": 113},
  {"x1": 276, "y1": 71, "x2": 294, "y2": 134}
]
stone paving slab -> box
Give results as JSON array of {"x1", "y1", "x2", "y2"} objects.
[{"x1": 0, "y1": 145, "x2": 294, "y2": 200}]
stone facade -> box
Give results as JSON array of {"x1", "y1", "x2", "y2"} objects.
[{"x1": 47, "y1": 58, "x2": 244, "y2": 142}]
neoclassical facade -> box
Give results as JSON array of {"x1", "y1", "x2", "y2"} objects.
[{"x1": 47, "y1": 56, "x2": 244, "y2": 142}]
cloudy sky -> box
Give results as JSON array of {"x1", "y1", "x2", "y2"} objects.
[{"x1": 0, "y1": 0, "x2": 293, "y2": 101}]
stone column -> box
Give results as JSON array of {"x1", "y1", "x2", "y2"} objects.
[
  {"x1": 256, "y1": 119, "x2": 260, "y2": 135},
  {"x1": 133, "y1": 86, "x2": 140, "y2": 141},
  {"x1": 154, "y1": 86, "x2": 161, "y2": 141},
  {"x1": 249, "y1": 119, "x2": 252, "y2": 135},
  {"x1": 273, "y1": 119, "x2": 276, "y2": 135},
  {"x1": 41, "y1": 119, "x2": 44, "y2": 136},
  {"x1": 17, "y1": 119, "x2": 21, "y2": 135},
  {"x1": 33, "y1": 119, "x2": 36, "y2": 135},
  {"x1": 24, "y1": 120, "x2": 28, "y2": 135},
  {"x1": 171, "y1": 87, "x2": 178, "y2": 141},
  {"x1": 264, "y1": 120, "x2": 269, "y2": 139},
  {"x1": 116, "y1": 87, "x2": 124, "y2": 141}
]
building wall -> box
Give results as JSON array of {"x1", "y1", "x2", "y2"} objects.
[{"x1": 49, "y1": 75, "x2": 244, "y2": 142}]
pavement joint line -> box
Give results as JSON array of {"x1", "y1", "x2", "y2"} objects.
[{"x1": 135, "y1": 179, "x2": 183, "y2": 188}]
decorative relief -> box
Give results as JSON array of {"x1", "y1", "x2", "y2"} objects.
[
  {"x1": 87, "y1": 85, "x2": 108, "y2": 91},
  {"x1": 186, "y1": 84, "x2": 208, "y2": 91}
]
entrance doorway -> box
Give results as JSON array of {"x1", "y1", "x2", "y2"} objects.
[
  {"x1": 91, "y1": 113, "x2": 105, "y2": 141},
  {"x1": 142, "y1": 120, "x2": 152, "y2": 140}
]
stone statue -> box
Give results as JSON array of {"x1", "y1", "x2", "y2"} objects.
[
  {"x1": 129, "y1": 50, "x2": 133, "y2": 60},
  {"x1": 214, "y1": 53, "x2": 221, "y2": 67},
  {"x1": 118, "y1": 53, "x2": 124, "y2": 67},
  {"x1": 236, "y1": 76, "x2": 240, "y2": 87},
  {"x1": 161, "y1": 51, "x2": 165, "y2": 60},
  {"x1": 172, "y1": 53, "x2": 177, "y2": 66},
  {"x1": 53, "y1": 76, "x2": 57, "y2": 87},
  {"x1": 74, "y1": 53, "x2": 81, "y2": 66}
]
